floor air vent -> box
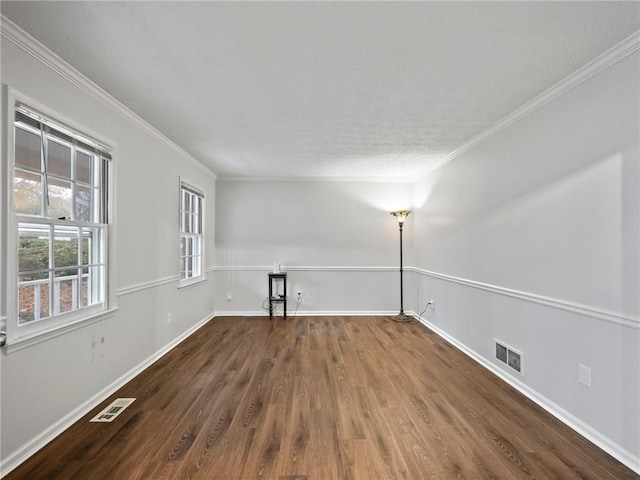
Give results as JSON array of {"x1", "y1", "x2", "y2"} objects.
[
  {"x1": 495, "y1": 340, "x2": 523, "y2": 374},
  {"x1": 90, "y1": 398, "x2": 136, "y2": 422}
]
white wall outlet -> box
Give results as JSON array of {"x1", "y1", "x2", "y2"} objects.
[
  {"x1": 167, "y1": 312, "x2": 173, "y2": 325},
  {"x1": 579, "y1": 364, "x2": 591, "y2": 387},
  {"x1": 226, "y1": 292, "x2": 232, "y2": 301},
  {"x1": 428, "y1": 300, "x2": 435, "y2": 309}
]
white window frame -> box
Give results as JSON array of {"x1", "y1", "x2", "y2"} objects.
[
  {"x1": 179, "y1": 179, "x2": 205, "y2": 288},
  {"x1": 2, "y1": 89, "x2": 117, "y2": 351}
]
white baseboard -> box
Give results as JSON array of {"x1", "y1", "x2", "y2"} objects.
[
  {"x1": 414, "y1": 315, "x2": 640, "y2": 475},
  {"x1": 214, "y1": 310, "x2": 399, "y2": 317},
  {"x1": 0, "y1": 314, "x2": 213, "y2": 478}
]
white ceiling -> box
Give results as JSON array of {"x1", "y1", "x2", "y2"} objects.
[{"x1": 2, "y1": 1, "x2": 639, "y2": 180}]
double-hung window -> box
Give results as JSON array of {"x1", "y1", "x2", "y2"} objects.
[
  {"x1": 11, "y1": 103, "x2": 112, "y2": 342},
  {"x1": 179, "y1": 181, "x2": 204, "y2": 284}
]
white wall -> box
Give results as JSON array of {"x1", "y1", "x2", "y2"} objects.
[
  {"x1": 214, "y1": 180, "x2": 415, "y2": 315},
  {"x1": 2, "y1": 15, "x2": 639, "y2": 478},
  {"x1": 0, "y1": 24, "x2": 217, "y2": 471},
  {"x1": 412, "y1": 51, "x2": 640, "y2": 465}
]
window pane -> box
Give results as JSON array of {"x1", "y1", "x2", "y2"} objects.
[
  {"x1": 192, "y1": 235, "x2": 202, "y2": 276},
  {"x1": 19, "y1": 269, "x2": 48, "y2": 281},
  {"x1": 86, "y1": 266, "x2": 103, "y2": 306},
  {"x1": 80, "y1": 267, "x2": 88, "y2": 307},
  {"x1": 192, "y1": 255, "x2": 201, "y2": 277},
  {"x1": 14, "y1": 169, "x2": 42, "y2": 215},
  {"x1": 54, "y1": 269, "x2": 79, "y2": 314},
  {"x1": 186, "y1": 256, "x2": 193, "y2": 278},
  {"x1": 15, "y1": 127, "x2": 41, "y2": 171},
  {"x1": 75, "y1": 185, "x2": 93, "y2": 222},
  {"x1": 47, "y1": 177, "x2": 72, "y2": 219},
  {"x1": 82, "y1": 228, "x2": 102, "y2": 266},
  {"x1": 193, "y1": 236, "x2": 202, "y2": 257},
  {"x1": 76, "y1": 151, "x2": 93, "y2": 184},
  {"x1": 194, "y1": 212, "x2": 202, "y2": 234},
  {"x1": 54, "y1": 225, "x2": 79, "y2": 269},
  {"x1": 194, "y1": 196, "x2": 201, "y2": 216},
  {"x1": 77, "y1": 267, "x2": 102, "y2": 308},
  {"x1": 182, "y1": 211, "x2": 189, "y2": 233},
  {"x1": 19, "y1": 272, "x2": 50, "y2": 324},
  {"x1": 19, "y1": 223, "x2": 50, "y2": 273},
  {"x1": 94, "y1": 182, "x2": 103, "y2": 223},
  {"x1": 179, "y1": 256, "x2": 187, "y2": 279},
  {"x1": 181, "y1": 190, "x2": 188, "y2": 212},
  {"x1": 47, "y1": 139, "x2": 71, "y2": 179},
  {"x1": 187, "y1": 236, "x2": 194, "y2": 256}
]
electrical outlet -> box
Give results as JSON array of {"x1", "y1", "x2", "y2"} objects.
[
  {"x1": 579, "y1": 364, "x2": 591, "y2": 387},
  {"x1": 428, "y1": 300, "x2": 435, "y2": 309},
  {"x1": 226, "y1": 292, "x2": 232, "y2": 301},
  {"x1": 297, "y1": 291, "x2": 302, "y2": 297},
  {"x1": 167, "y1": 312, "x2": 173, "y2": 325}
]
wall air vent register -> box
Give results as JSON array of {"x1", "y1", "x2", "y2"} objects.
[{"x1": 495, "y1": 340, "x2": 523, "y2": 374}]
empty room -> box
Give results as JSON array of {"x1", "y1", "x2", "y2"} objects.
[{"x1": 1, "y1": 2, "x2": 639, "y2": 479}]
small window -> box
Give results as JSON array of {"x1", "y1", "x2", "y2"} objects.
[
  {"x1": 179, "y1": 181, "x2": 204, "y2": 283},
  {"x1": 11, "y1": 103, "x2": 112, "y2": 340}
]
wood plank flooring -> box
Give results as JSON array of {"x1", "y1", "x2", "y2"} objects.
[{"x1": 6, "y1": 316, "x2": 638, "y2": 479}]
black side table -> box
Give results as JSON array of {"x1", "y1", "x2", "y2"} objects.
[{"x1": 268, "y1": 272, "x2": 287, "y2": 319}]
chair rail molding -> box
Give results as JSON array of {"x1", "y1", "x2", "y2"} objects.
[
  {"x1": 212, "y1": 265, "x2": 397, "y2": 273},
  {"x1": 411, "y1": 267, "x2": 640, "y2": 330}
]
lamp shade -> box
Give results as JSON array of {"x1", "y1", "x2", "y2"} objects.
[{"x1": 390, "y1": 210, "x2": 411, "y2": 225}]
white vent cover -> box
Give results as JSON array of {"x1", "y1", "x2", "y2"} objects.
[
  {"x1": 495, "y1": 340, "x2": 523, "y2": 375},
  {"x1": 90, "y1": 398, "x2": 136, "y2": 422}
]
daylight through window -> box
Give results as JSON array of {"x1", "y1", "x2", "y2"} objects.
[
  {"x1": 14, "y1": 106, "x2": 111, "y2": 325},
  {"x1": 180, "y1": 182, "x2": 204, "y2": 282}
]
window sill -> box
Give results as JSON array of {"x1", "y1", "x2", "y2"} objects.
[
  {"x1": 178, "y1": 276, "x2": 207, "y2": 291},
  {"x1": 4, "y1": 307, "x2": 120, "y2": 354}
]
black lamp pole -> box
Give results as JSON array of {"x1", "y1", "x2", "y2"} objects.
[{"x1": 390, "y1": 210, "x2": 411, "y2": 323}]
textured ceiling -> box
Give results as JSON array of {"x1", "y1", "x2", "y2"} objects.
[{"x1": 2, "y1": 1, "x2": 639, "y2": 179}]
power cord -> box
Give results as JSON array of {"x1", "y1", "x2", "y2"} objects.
[
  {"x1": 418, "y1": 300, "x2": 434, "y2": 320},
  {"x1": 293, "y1": 293, "x2": 302, "y2": 316},
  {"x1": 263, "y1": 296, "x2": 287, "y2": 318}
]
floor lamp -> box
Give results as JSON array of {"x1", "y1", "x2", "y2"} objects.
[{"x1": 390, "y1": 210, "x2": 411, "y2": 323}]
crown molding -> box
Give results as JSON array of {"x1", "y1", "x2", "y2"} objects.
[
  {"x1": 3, "y1": 15, "x2": 636, "y2": 185},
  {"x1": 0, "y1": 16, "x2": 216, "y2": 179},
  {"x1": 217, "y1": 175, "x2": 414, "y2": 183},
  {"x1": 416, "y1": 29, "x2": 640, "y2": 180}
]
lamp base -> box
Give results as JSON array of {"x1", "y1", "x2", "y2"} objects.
[{"x1": 393, "y1": 312, "x2": 412, "y2": 323}]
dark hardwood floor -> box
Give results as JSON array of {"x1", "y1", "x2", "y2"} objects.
[{"x1": 6, "y1": 316, "x2": 638, "y2": 479}]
